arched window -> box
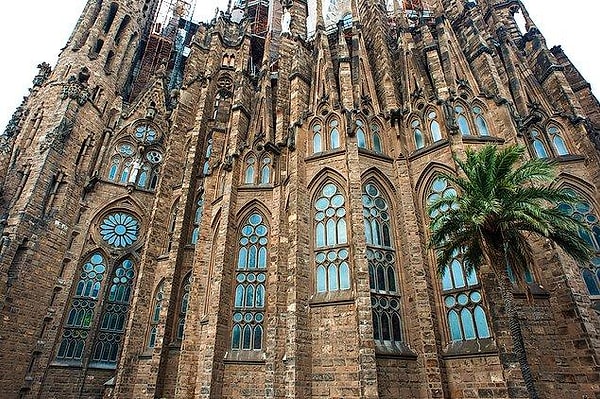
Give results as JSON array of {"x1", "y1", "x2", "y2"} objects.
[
  {"x1": 191, "y1": 194, "x2": 204, "y2": 245},
  {"x1": 330, "y1": 119, "x2": 341, "y2": 149},
  {"x1": 548, "y1": 126, "x2": 569, "y2": 156},
  {"x1": 428, "y1": 111, "x2": 443, "y2": 142},
  {"x1": 357, "y1": 121, "x2": 367, "y2": 149},
  {"x1": 232, "y1": 213, "x2": 268, "y2": 350},
  {"x1": 455, "y1": 105, "x2": 471, "y2": 136},
  {"x1": 530, "y1": 130, "x2": 549, "y2": 158},
  {"x1": 427, "y1": 177, "x2": 491, "y2": 342},
  {"x1": 177, "y1": 273, "x2": 191, "y2": 340},
  {"x1": 363, "y1": 183, "x2": 403, "y2": 344},
  {"x1": 91, "y1": 258, "x2": 135, "y2": 365},
  {"x1": 559, "y1": 191, "x2": 600, "y2": 297},
  {"x1": 312, "y1": 123, "x2": 323, "y2": 153},
  {"x1": 106, "y1": 140, "x2": 162, "y2": 191},
  {"x1": 371, "y1": 124, "x2": 383, "y2": 153},
  {"x1": 260, "y1": 157, "x2": 271, "y2": 184},
  {"x1": 203, "y1": 138, "x2": 213, "y2": 176},
  {"x1": 412, "y1": 120, "x2": 425, "y2": 150},
  {"x1": 147, "y1": 281, "x2": 164, "y2": 348},
  {"x1": 314, "y1": 183, "x2": 350, "y2": 293},
  {"x1": 244, "y1": 156, "x2": 256, "y2": 184},
  {"x1": 472, "y1": 106, "x2": 490, "y2": 136},
  {"x1": 57, "y1": 252, "x2": 106, "y2": 363}
]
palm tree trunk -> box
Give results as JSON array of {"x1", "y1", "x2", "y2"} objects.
[{"x1": 497, "y1": 272, "x2": 539, "y2": 399}]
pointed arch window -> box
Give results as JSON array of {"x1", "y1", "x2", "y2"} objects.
[
  {"x1": 244, "y1": 156, "x2": 256, "y2": 184},
  {"x1": 314, "y1": 183, "x2": 350, "y2": 293},
  {"x1": 191, "y1": 193, "x2": 204, "y2": 245},
  {"x1": 428, "y1": 111, "x2": 443, "y2": 142},
  {"x1": 312, "y1": 123, "x2": 323, "y2": 153},
  {"x1": 412, "y1": 119, "x2": 425, "y2": 150},
  {"x1": 371, "y1": 124, "x2": 383, "y2": 153},
  {"x1": 530, "y1": 130, "x2": 549, "y2": 159},
  {"x1": 232, "y1": 213, "x2": 268, "y2": 350},
  {"x1": 548, "y1": 126, "x2": 569, "y2": 156},
  {"x1": 454, "y1": 105, "x2": 471, "y2": 136},
  {"x1": 177, "y1": 273, "x2": 191, "y2": 340},
  {"x1": 106, "y1": 140, "x2": 162, "y2": 191},
  {"x1": 147, "y1": 281, "x2": 164, "y2": 348},
  {"x1": 203, "y1": 138, "x2": 213, "y2": 177},
  {"x1": 91, "y1": 258, "x2": 135, "y2": 366},
  {"x1": 427, "y1": 177, "x2": 491, "y2": 342},
  {"x1": 363, "y1": 183, "x2": 403, "y2": 344},
  {"x1": 57, "y1": 252, "x2": 106, "y2": 364},
  {"x1": 559, "y1": 191, "x2": 600, "y2": 297},
  {"x1": 472, "y1": 106, "x2": 490, "y2": 136},
  {"x1": 357, "y1": 120, "x2": 367, "y2": 149},
  {"x1": 330, "y1": 119, "x2": 341, "y2": 149},
  {"x1": 260, "y1": 157, "x2": 271, "y2": 184}
]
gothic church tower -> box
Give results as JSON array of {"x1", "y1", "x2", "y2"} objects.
[{"x1": 1, "y1": 0, "x2": 599, "y2": 398}]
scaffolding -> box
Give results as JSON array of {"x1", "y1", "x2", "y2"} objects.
[{"x1": 131, "y1": 0, "x2": 199, "y2": 99}]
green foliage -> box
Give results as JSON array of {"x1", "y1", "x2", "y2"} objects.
[{"x1": 428, "y1": 144, "x2": 593, "y2": 286}]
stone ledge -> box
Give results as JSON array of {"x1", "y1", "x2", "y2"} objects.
[{"x1": 442, "y1": 338, "x2": 497, "y2": 359}]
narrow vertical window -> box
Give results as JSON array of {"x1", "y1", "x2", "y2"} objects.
[
  {"x1": 371, "y1": 124, "x2": 383, "y2": 153},
  {"x1": 313, "y1": 124, "x2": 323, "y2": 153},
  {"x1": 56, "y1": 253, "x2": 106, "y2": 364},
  {"x1": 472, "y1": 106, "x2": 489, "y2": 136},
  {"x1": 412, "y1": 120, "x2": 424, "y2": 149},
  {"x1": 356, "y1": 119, "x2": 366, "y2": 149},
  {"x1": 363, "y1": 183, "x2": 403, "y2": 345},
  {"x1": 428, "y1": 111, "x2": 443, "y2": 142},
  {"x1": 232, "y1": 213, "x2": 268, "y2": 350},
  {"x1": 147, "y1": 282, "x2": 164, "y2": 348},
  {"x1": 314, "y1": 183, "x2": 350, "y2": 293},
  {"x1": 548, "y1": 126, "x2": 569, "y2": 156},
  {"x1": 260, "y1": 157, "x2": 271, "y2": 184},
  {"x1": 177, "y1": 273, "x2": 191, "y2": 340},
  {"x1": 245, "y1": 157, "x2": 256, "y2": 184},
  {"x1": 455, "y1": 106, "x2": 471, "y2": 136},
  {"x1": 91, "y1": 258, "x2": 135, "y2": 365},
  {"x1": 427, "y1": 177, "x2": 491, "y2": 342},
  {"x1": 330, "y1": 119, "x2": 341, "y2": 149},
  {"x1": 530, "y1": 130, "x2": 549, "y2": 158},
  {"x1": 191, "y1": 194, "x2": 204, "y2": 245}
]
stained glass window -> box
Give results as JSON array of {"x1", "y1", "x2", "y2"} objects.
[
  {"x1": 92, "y1": 258, "x2": 135, "y2": 365},
  {"x1": 363, "y1": 183, "x2": 403, "y2": 344},
  {"x1": 372, "y1": 124, "x2": 383, "y2": 153},
  {"x1": 530, "y1": 130, "x2": 549, "y2": 158},
  {"x1": 548, "y1": 126, "x2": 569, "y2": 156},
  {"x1": 330, "y1": 119, "x2": 341, "y2": 149},
  {"x1": 428, "y1": 111, "x2": 443, "y2": 142},
  {"x1": 232, "y1": 213, "x2": 268, "y2": 350},
  {"x1": 428, "y1": 177, "x2": 491, "y2": 342},
  {"x1": 313, "y1": 123, "x2": 323, "y2": 153},
  {"x1": 412, "y1": 120, "x2": 424, "y2": 149},
  {"x1": 314, "y1": 183, "x2": 350, "y2": 293},
  {"x1": 177, "y1": 273, "x2": 191, "y2": 340},
  {"x1": 455, "y1": 106, "x2": 471, "y2": 136},
  {"x1": 56, "y1": 253, "x2": 106, "y2": 363},
  {"x1": 472, "y1": 106, "x2": 489, "y2": 136},
  {"x1": 245, "y1": 157, "x2": 256, "y2": 184},
  {"x1": 191, "y1": 194, "x2": 204, "y2": 245},
  {"x1": 559, "y1": 191, "x2": 600, "y2": 297},
  {"x1": 148, "y1": 281, "x2": 164, "y2": 348},
  {"x1": 134, "y1": 125, "x2": 157, "y2": 144},
  {"x1": 100, "y1": 212, "x2": 139, "y2": 248}
]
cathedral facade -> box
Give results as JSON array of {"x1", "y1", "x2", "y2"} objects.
[{"x1": 1, "y1": 0, "x2": 600, "y2": 398}]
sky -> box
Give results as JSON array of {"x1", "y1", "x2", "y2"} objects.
[{"x1": 0, "y1": 0, "x2": 597, "y2": 130}]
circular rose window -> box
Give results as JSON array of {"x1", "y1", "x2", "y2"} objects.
[{"x1": 100, "y1": 212, "x2": 140, "y2": 248}]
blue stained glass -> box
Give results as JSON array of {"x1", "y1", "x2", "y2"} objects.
[
  {"x1": 330, "y1": 128, "x2": 340, "y2": 149},
  {"x1": 339, "y1": 262, "x2": 350, "y2": 290},
  {"x1": 235, "y1": 285, "x2": 244, "y2": 307},
  {"x1": 475, "y1": 115, "x2": 489, "y2": 136},
  {"x1": 232, "y1": 325, "x2": 241, "y2": 349},
  {"x1": 441, "y1": 265, "x2": 453, "y2": 291},
  {"x1": 457, "y1": 115, "x2": 470, "y2": 136},
  {"x1": 326, "y1": 219, "x2": 336, "y2": 246},
  {"x1": 448, "y1": 310, "x2": 462, "y2": 341},
  {"x1": 313, "y1": 132, "x2": 322, "y2": 153},
  {"x1": 364, "y1": 220, "x2": 372, "y2": 244},
  {"x1": 357, "y1": 129, "x2": 367, "y2": 148},
  {"x1": 100, "y1": 213, "x2": 139, "y2": 248},
  {"x1": 373, "y1": 133, "x2": 382, "y2": 153},
  {"x1": 414, "y1": 129, "x2": 424, "y2": 149},
  {"x1": 256, "y1": 285, "x2": 265, "y2": 308},
  {"x1": 248, "y1": 246, "x2": 257, "y2": 269},
  {"x1": 451, "y1": 259, "x2": 466, "y2": 289},
  {"x1": 253, "y1": 325, "x2": 263, "y2": 349},
  {"x1": 242, "y1": 325, "x2": 252, "y2": 349},
  {"x1": 430, "y1": 120, "x2": 442, "y2": 141},
  {"x1": 328, "y1": 264, "x2": 339, "y2": 291},
  {"x1": 258, "y1": 247, "x2": 267, "y2": 269},
  {"x1": 317, "y1": 266, "x2": 327, "y2": 292},
  {"x1": 245, "y1": 285, "x2": 255, "y2": 307},
  {"x1": 583, "y1": 269, "x2": 600, "y2": 296},
  {"x1": 474, "y1": 306, "x2": 490, "y2": 338},
  {"x1": 337, "y1": 219, "x2": 347, "y2": 244},
  {"x1": 466, "y1": 268, "x2": 478, "y2": 286},
  {"x1": 461, "y1": 308, "x2": 476, "y2": 340},
  {"x1": 553, "y1": 135, "x2": 569, "y2": 156}
]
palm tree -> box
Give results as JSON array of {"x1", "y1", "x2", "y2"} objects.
[{"x1": 428, "y1": 144, "x2": 593, "y2": 399}]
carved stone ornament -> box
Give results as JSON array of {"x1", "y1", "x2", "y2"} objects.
[
  {"x1": 39, "y1": 117, "x2": 75, "y2": 153},
  {"x1": 60, "y1": 69, "x2": 91, "y2": 106},
  {"x1": 32, "y1": 62, "x2": 52, "y2": 88}
]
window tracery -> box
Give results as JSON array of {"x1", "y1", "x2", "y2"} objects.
[
  {"x1": 548, "y1": 126, "x2": 569, "y2": 156},
  {"x1": 427, "y1": 176, "x2": 491, "y2": 342},
  {"x1": 412, "y1": 119, "x2": 425, "y2": 149},
  {"x1": 177, "y1": 273, "x2": 191, "y2": 340},
  {"x1": 232, "y1": 213, "x2": 268, "y2": 350},
  {"x1": 559, "y1": 189, "x2": 600, "y2": 297},
  {"x1": 191, "y1": 193, "x2": 204, "y2": 245},
  {"x1": 147, "y1": 281, "x2": 164, "y2": 348},
  {"x1": 311, "y1": 116, "x2": 343, "y2": 154},
  {"x1": 363, "y1": 183, "x2": 403, "y2": 344},
  {"x1": 314, "y1": 183, "x2": 350, "y2": 293}
]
